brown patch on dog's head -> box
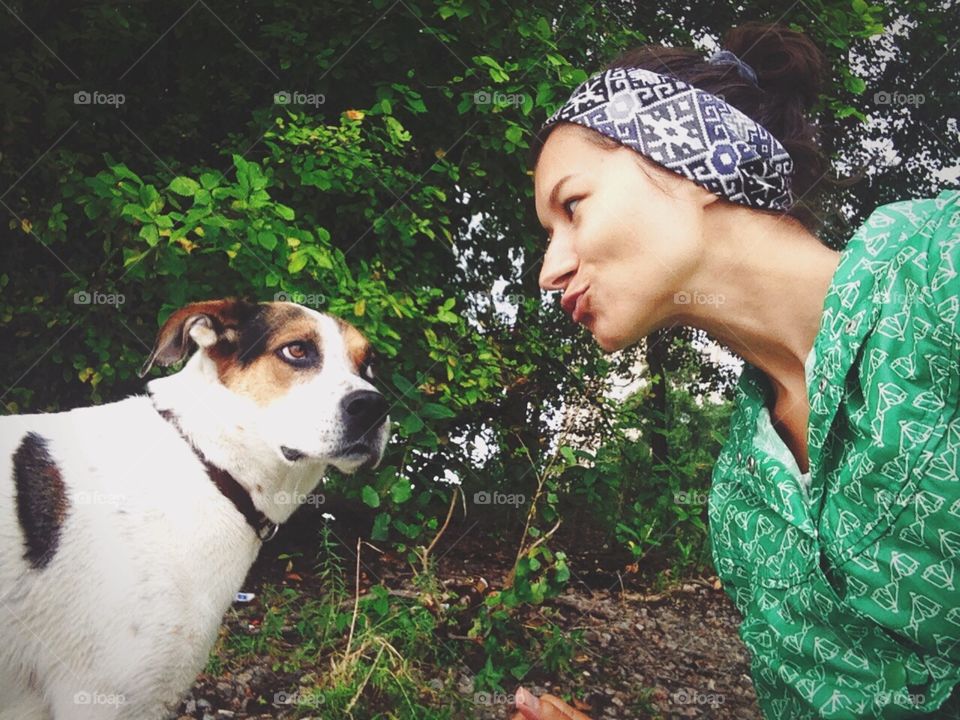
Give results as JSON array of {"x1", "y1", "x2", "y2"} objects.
[
  {"x1": 142, "y1": 299, "x2": 381, "y2": 406},
  {"x1": 335, "y1": 317, "x2": 374, "y2": 378},
  {"x1": 216, "y1": 303, "x2": 325, "y2": 405}
]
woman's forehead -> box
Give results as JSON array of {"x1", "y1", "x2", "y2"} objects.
[{"x1": 535, "y1": 127, "x2": 596, "y2": 189}]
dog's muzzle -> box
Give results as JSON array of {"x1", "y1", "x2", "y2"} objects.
[
  {"x1": 334, "y1": 389, "x2": 390, "y2": 468},
  {"x1": 341, "y1": 390, "x2": 389, "y2": 442}
]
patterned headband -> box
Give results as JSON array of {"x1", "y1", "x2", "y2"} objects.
[{"x1": 542, "y1": 66, "x2": 795, "y2": 211}]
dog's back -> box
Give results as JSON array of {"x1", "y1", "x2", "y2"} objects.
[{"x1": 0, "y1": 400, "x2": 257, "y2": 719}]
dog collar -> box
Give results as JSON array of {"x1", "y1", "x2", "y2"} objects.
[{"x1": 151, "y1": 401, "x2": 280, "y2": 542}]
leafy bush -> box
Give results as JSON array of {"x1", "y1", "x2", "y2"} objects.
[{"x1": 1, "y1": 2, "x2": 954, "y2": 709}]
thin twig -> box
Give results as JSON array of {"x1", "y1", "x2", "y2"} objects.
[
  {"x1": 344, "y1": 642, "x2": 386, "y2": 714},
  {"x1": 420, "y1": 486, "x2": 459, "y2": 575},
  {"x1": 511, "y1": 429, "x2": 567, "y2": 573},
  {"x1": 344, "y1": 536, "x2": 362, "y2": 662},
  {"x1": 522, "y1": 517, "x2": 562, "y2": 558}
]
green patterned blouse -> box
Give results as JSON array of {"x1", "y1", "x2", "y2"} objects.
[{"x1": 709, "y1": 190, "x2": 960, "y2": 719}]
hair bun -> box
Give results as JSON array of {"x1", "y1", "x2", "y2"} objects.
[{"x1": 723, "y1": 22, "x2": 826, "y2": 111}]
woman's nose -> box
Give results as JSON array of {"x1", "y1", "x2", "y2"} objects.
[{"x1": 538, "y1": 239, "x2": 577, "y2": 291}]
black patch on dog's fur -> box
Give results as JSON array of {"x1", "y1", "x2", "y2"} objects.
[
  {"x1": 234, "y1": 304, "x2": 273, "y2": 365},
  {"x1": 234, "y1": 304, "x2": 309, "y2": 366},
  {"x1": 13, "y1": 432, "x2": 69, "y2": 569}
]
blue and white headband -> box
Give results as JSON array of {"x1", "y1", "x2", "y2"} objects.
[{"x1": 542, "y1": 65, "x2": 795, "y2": 212}]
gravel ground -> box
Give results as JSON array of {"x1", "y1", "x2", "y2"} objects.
[{"x1": 175, "y1": 513, "x2": 762, "y2": 719}]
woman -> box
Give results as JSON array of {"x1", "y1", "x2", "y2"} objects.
[{"x1": 510, "y1": 22, "x2": 960, "y2": 720}]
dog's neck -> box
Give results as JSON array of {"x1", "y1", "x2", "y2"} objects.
[{"x1": 145, "y1": 353, "x2": 329, "y2": 526}]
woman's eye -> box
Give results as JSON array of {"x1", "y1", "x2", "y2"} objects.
[
  {"x1": 280, "y1": 342, "x2": 311, "y2": 362},
  {"x1": 563, "y1": 198, "x2": 581, "y2": 217}
]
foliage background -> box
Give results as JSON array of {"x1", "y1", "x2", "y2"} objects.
[{"x1": 0, "y1": 0, "x2": 956, "y2": 715}]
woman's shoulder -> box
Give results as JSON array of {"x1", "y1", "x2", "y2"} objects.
[
  {"x1": 843, "y1": 190, "x2": 956, "y2": 254},
  {"x1": 847, "y1": 189, "x2": 959, "y2": 346}
]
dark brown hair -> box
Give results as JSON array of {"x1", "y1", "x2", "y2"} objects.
[{"x1": 531, "y1": 23, "x2": 834, "y2": 231}]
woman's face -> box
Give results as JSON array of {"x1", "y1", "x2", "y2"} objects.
[{"x1": 535, "y1": 124, "x2": 714, "y2": 352}]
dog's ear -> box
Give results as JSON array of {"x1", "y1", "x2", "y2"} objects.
[{"x1": 139, "y1": 298, "x2": 258, "y2": 378}]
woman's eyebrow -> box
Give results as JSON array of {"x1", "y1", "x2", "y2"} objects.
[
  {"x1": 549, "y1": 174, "x2": 576, "y2": 207},
  {"x1": 538, "y1": 173, "x2": 578, "y2": 231}
]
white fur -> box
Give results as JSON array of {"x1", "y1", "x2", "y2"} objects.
[{"x1": 0, "y1": 304, "x2": 389, "y2": 719}]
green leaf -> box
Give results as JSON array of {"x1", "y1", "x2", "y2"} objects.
[
  {"x1": 169, "y1": 177, "x2": 200, "y2": 197},
  {"x1": 371, "y1": 512, "x2": 391, "y2": 541},
  {"x1": 107, "y1": 160, "x2": 142, "y2": 184},
  {"x1": 844, "y1": 75, "x2": 867, "y2": 94},
  {"x1": 121, "y1": 203, "x2": 151, "y2": 223},
  {"x1": 420, "y1": 402, "x2": 456, "y2": 419},
  {"x1": 139, "y1": 223, "x2": 159, "y2": 246},
  {"x1": 520, "y1": 93, "x2": 534, "y2": 116},
  {"x1": 257, "y1": 230, "x2": 278, "y2": 250},
  {"x1": 371, "y1": 585, "x2": 389, "y2": 615},
  {"x1": 362, "y1": 485, "x2": 380, "y2": 508},
  {"x1": 509, "y1": 663, "x2": 531, "y2": 680},
  {"x1": 406, "y1": 96, "x2": 427, "y2": 113},
  {"x1": 274, "y1": 203, "x2": 295, "y2": 220},
  {"x1": 400, "y1": 413, "x2": 425, "y2": 434},
  {"x1": 288, "y1": 250, "x2": 308, "y2": 274},
  {"x1": 392, "y1": 373, "x2": 417, "y2": 397},
  {"x1": 390, "y1": 480, "x2": 412, "y2": 504},
  {"x1": 199, "y1": 172, "x2": 221, "y2": 189},
  {"x1": 139, "y1": 184, "x2": 160, "y2": 210}
]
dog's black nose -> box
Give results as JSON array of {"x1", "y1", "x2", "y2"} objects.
[{"x1": 341, "y1": 390, "x2": 389, "y2": 440}]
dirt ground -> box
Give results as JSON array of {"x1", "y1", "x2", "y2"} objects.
[{"x1": 176, "y1": 509, "x2": 761, "y2": 720}]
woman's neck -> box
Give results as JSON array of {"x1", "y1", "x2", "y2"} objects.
[{"x1": 676, "y1": 206, "x2": 841, "y2": 401}]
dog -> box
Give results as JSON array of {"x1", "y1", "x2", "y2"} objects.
[{"x1": 0, "y1": 298, "x2": 391, "y2": 719}]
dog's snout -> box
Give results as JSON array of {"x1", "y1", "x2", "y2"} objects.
[{"x1": 341, "y1": 390, "x2": 389, "y2": 439}]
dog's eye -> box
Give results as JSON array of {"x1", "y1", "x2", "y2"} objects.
[
  {"x1": 278, "y1": 342, "x2": 315, "y2": 365},
  {"x1": 361, "y1": 354, "x2": 377, "y2": 380}
]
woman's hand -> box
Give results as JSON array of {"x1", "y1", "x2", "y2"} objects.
[{"x1": 509, "y1": 686, "x2": 592, "y2": 720}]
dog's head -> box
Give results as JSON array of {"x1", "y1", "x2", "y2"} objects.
[{"x1": 140, "y1": 298, "x2": 390, "y2": 473}]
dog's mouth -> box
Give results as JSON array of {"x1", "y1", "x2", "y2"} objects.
[
  {"x1": 334, "y1": 440, "x2": 385, "y2": 472},
  {"x1": 280, "y1": 442, "x2": 372, "y2": 463},
  {"x1": 339, "y1": 441, "x2": 371, "y2": 457},
  {"x1": 280, "y1": 446, "x2": 306, "y2": 462}
]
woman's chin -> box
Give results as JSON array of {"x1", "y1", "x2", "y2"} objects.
[
  {"x1": 586, "y1": 318, "x2": 630, "y2": 353},
  {"x1": 596, "y1": 336, "x2": 629, "y2": 353}
]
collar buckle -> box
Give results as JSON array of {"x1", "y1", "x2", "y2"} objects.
[{"x1": 258, "y1": 522, "x2": 280, "y2": 542}]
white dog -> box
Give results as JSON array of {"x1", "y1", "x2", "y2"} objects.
[{"x1": 0, "y1": 298, "x2": 391, "y2": 719}]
